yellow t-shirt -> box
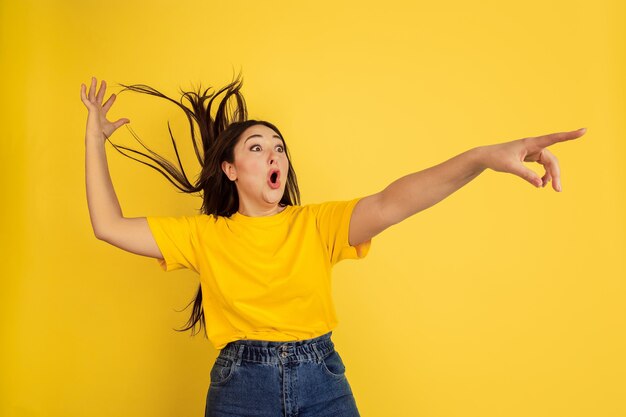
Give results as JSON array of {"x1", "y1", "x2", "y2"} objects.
[{"x1": 146, "y1": 197, "x2": 371, "y2": 350}]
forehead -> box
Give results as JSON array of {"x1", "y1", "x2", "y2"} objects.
[{"x1": 240, "y1": 124, "x2": 282, "y2": 144}]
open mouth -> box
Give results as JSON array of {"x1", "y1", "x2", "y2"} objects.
[{"x1": 267, "y1": 169, "x2": 281, "y2": 189}]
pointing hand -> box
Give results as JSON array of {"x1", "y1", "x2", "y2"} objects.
[{"x1": 479, "y1": 128, "x2": 587, "y2": 192}]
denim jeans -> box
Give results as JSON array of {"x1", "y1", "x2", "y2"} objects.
[{"x1": 205, "y1": 331, "x2": 360, "y2": 417}]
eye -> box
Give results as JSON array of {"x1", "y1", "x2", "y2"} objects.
[{"x1": 249, "y1": 143, "x2": 284, "y2": 153}]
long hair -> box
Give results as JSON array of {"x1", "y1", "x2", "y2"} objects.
[{"x1": 108, "y1": 72, "x2": 301, "y2": 337}]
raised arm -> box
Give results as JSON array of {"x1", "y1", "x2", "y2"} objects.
[
  {"x1": 82, "y1": 76, "x2": 163, "y2": 259},
  {"x1": 349, "y1": 128, "x2": 587, "y2": 247}
]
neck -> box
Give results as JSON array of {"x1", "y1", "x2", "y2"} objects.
[{"x1": 237, "y1": 202, "x2": 285, "y2": 217}]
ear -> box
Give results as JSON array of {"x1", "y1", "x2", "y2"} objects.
[{"x1": 221, "y1": 161, "x2": 237, "y2": 181}]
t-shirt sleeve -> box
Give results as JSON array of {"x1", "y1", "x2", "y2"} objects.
[
  {"x1": 145, "y1": 215, "x2": 202, "y2": 273},
  {"x1": 313, "y1": 197, "x2": 372, "y2": 266}
]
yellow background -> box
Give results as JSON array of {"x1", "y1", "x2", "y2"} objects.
[{"x1": 1, "y1": 0, "x2": 624, "y2": 416}]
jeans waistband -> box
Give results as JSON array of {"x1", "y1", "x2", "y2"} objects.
[{"x1": 219, "y1": 331, "x2": 335, "y2": 365}]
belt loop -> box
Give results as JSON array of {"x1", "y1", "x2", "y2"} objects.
[
  {"x1": 235, "y1": 345, "x2": 245, "y2": 365},
  {"x1": 311, "y1": 342, "x2": 323, "y2": 363}
]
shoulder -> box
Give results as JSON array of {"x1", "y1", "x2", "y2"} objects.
[
  {"x1": 302, "y1": 198, "x2": 361, "y2": 213},
  {"x1": 188, "y1": 213, "x2": 222, "y2": 235},
  {"x1": 293, "y1": 198, "x2": 362, "y2": 224}
]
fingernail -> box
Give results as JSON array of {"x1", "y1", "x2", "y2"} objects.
[{"x1": 557, "y1": 184, "x2": 562, "y2": 192}]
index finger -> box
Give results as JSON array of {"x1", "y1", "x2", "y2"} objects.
[{"x1": 531, "y1": 127, "x2": 587, "y2": 150}]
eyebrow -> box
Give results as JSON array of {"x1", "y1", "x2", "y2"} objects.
[{"x1": 244, "y1": 134, "x2": 283, "y2": 144}]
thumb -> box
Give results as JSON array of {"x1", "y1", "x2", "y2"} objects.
[
  {"x1": 113, "y1": 118, "x2": 130, "y2": 130},
  {"x1": 509, "y1": 162, "x2": 542, "y2": 187}
]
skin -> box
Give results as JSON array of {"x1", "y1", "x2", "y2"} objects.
[
  {"x1": 81, "y1": 77, "x2": 587, "y2": 249},
  {"x1": 80, "y1": 78, "x2": 130, "y2": 139}
]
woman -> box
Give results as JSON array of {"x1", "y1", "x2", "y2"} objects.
[{"x1": 81, "y1": 74, "x2": 585, "y2": 417}]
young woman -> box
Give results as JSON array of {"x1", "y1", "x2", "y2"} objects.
[{"x1": 81, "y1": 74, "x2": 586, "y2": 417}]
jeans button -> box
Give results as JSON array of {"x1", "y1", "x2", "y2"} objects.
[{"x1": 281, "y1": 351, "x2": 288, "y2": 358}]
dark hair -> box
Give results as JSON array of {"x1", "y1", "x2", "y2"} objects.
[{"x1": 108, "y1": 72, "x2": 301, "y2": 337}]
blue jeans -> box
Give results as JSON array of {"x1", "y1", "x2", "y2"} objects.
[{"x1": 205, "y1": 331, "x2": 361, "y2": 417}]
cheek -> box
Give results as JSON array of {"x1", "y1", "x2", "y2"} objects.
[{"x1": 239, "y1": 159, "x2": 264, "y2": 178}]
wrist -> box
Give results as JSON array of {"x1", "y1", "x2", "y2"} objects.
[
  {"x1": 85, "y1": 128, "x2": 106, "y2": 144},
  {"x1": 470, "y1": 146, "x2": 489, "y2": 172}
]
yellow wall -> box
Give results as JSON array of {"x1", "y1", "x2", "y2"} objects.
[{"x1": 1, "y1": 1, "x2": 624, "y2": 416}]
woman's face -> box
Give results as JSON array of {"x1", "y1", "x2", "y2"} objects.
[{"x1": 222, "y1": 124, "x2": 289, "y2": 212}]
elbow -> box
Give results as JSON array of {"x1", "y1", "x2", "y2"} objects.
[
  {"x1": 93, "y1": 224, "x2": 112, "y2": 241},
  {"x1": 91, "y1": 218, "x2": 120, "y2": 241}
]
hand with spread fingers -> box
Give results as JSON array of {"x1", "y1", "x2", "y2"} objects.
[
  {"x1": 479, "y1": 128, "x2": 587, "y2": 192},
  {"x1": 80, "y1": 76, "x2": 130, "y2": 141}
]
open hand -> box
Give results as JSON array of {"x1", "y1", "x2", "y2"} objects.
[
  {"x1": 480, "y1": 128, "x2": 587, "y2": 192},
  {"x1": 80, "y1": 76, "x2": 130, "y2": 140}
]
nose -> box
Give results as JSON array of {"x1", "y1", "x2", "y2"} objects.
[{"x1": 269, "y1": 150, "x2": 280, "y2": 165}]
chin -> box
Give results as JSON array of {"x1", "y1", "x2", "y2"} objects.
[{"x1": 263, "y1": 194, "x2": 282, "y2": 204}]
